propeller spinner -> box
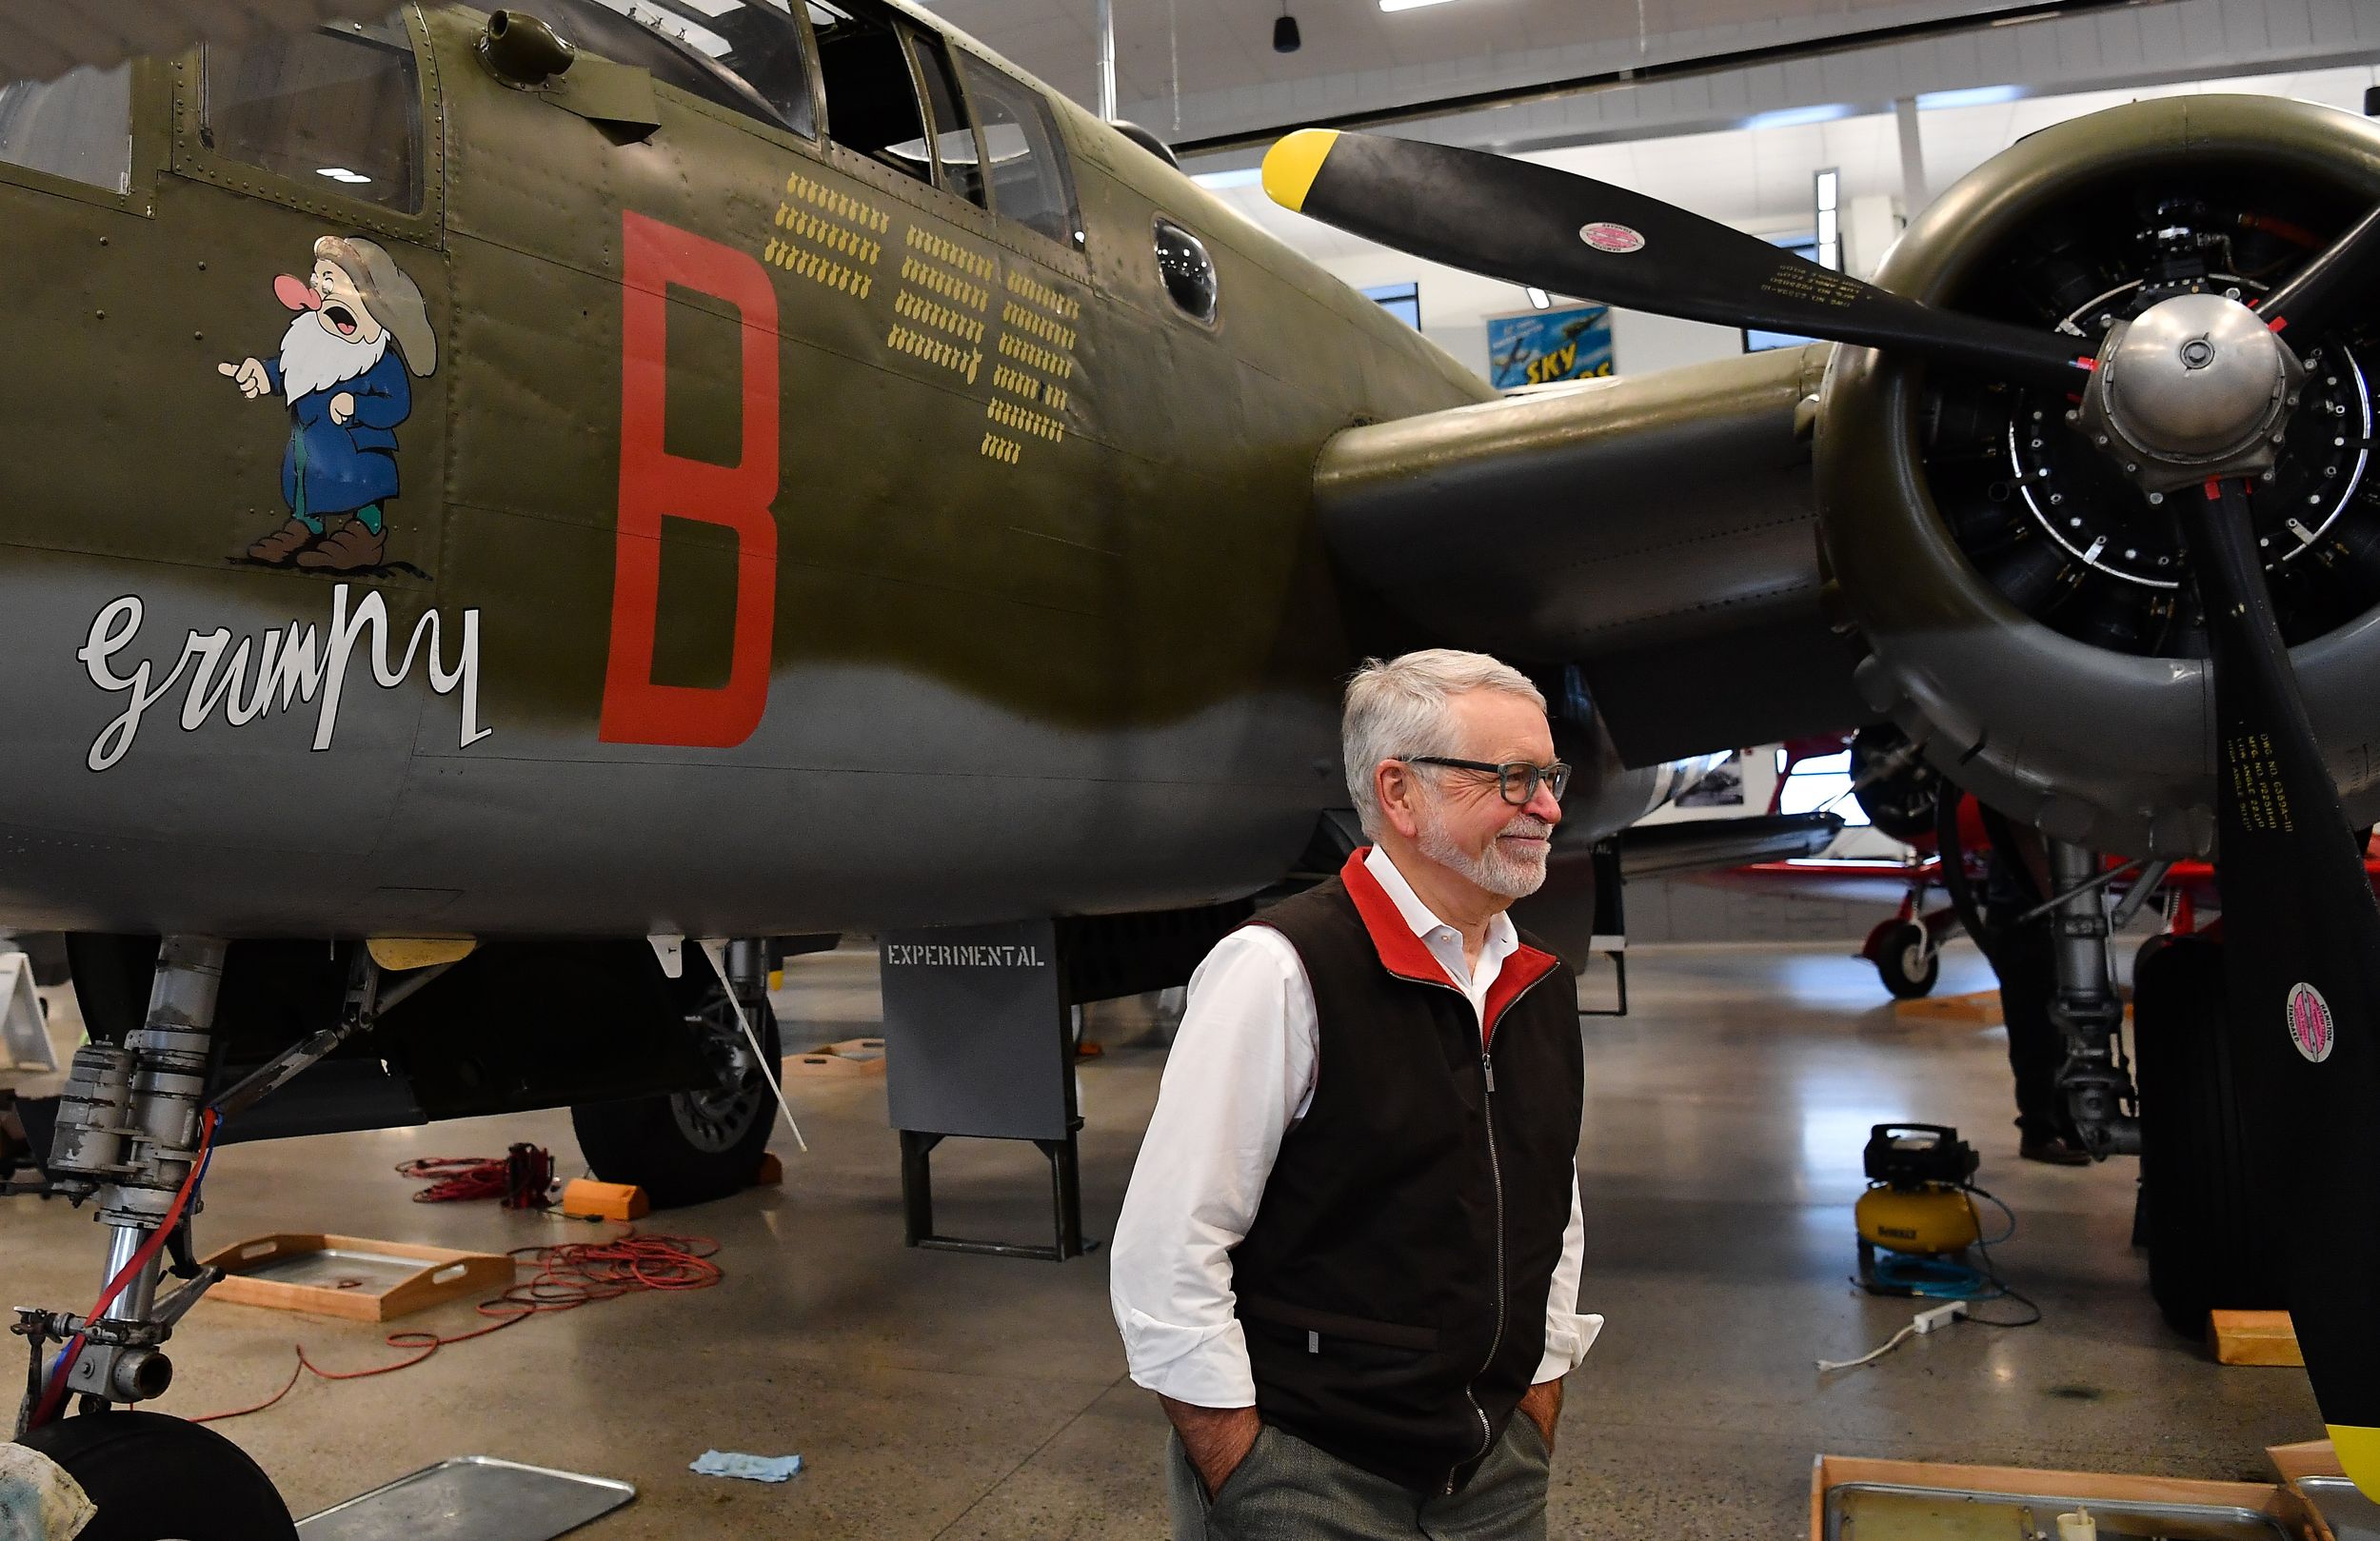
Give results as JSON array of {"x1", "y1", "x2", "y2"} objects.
[{"x1": 1262, "y1": 124, "x2": 2380, "y2": 1493}]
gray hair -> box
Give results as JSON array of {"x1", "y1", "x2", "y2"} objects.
[{"x1": 1342, "y1": 649, "x2": 1547, "y2": 838}]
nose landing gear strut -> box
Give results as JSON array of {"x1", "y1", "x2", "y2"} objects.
[{"x1": 10, "y1": 936, "x2": 447, "y2": 1538}]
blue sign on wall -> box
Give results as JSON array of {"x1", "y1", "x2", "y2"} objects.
[{"x1": 1486, "y1": 304, "x2": 1613, "y2": 389}]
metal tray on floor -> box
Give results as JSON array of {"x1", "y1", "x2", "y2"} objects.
[
  {"x1": 1825, "y1": 1480, "x2": 2291, "y2": 1541},
  {"x1": 2295, "y1": 1477, "x2": 2380, "y2": 1541},
  {"x1": 297, "y1": 1455, "x2": 634, "y2": 1541}
]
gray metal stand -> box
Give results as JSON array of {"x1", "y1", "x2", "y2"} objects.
[
  {"x1": 881, "y1": 919, "x2": 1086, "y2": 1262},
  {"x1": 898, "y1": 1124, "x2": 1084, "y2": 1261}
]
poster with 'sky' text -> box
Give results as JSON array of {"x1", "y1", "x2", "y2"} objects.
[{"x1": 1486, "y1": 303, "x2": 1613, "y2": 389}]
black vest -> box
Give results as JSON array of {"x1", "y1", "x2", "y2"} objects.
[{"x1": 1230, "y1": 849, "x2": 1584, "y2": 1495}]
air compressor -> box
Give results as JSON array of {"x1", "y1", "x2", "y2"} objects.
[{"x1": 1854, "y1": 1123, "x2": 1984, "y2": 1294}]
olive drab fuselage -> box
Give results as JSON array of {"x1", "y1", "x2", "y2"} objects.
[{"x1": 0, "y1": 3, "x2": 1490, "y2": 940}]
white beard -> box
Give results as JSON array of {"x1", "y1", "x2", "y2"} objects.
[
  {"x1": 277, "y1": 311, "x2": 387, "y2": 405},
  {"x1": 1418, "y1": 805, "x2": 1553, "y2": 900}
]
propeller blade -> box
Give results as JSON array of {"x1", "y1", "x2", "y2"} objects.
[
  {"x1": 1260, "y1": 128, "x2": 2094, "y2": 390},
  {"x1": 2255, "y1": 201, "x2": 2380, "y2": 341},
  {"x1": 2179, "y1": 477, "x2": 2380, "y2": 1497}
]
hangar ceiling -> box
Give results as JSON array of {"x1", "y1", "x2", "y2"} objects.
[
  {"x1": 932, "y1": 0, "x2": 2006, "y2": 137},
  {"x1": 1205, "y1": 63, "x2": 2380, "y2": 259},
  {"x1": 931, "y1": 0, "x2": 2380, "y2": 164}
]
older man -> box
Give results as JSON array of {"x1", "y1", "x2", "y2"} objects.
[{"x1": 1112, "y1": 649, "x2": 1597, "y2": 1541}]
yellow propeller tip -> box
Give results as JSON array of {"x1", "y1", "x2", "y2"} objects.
[
  {"x1": 1261, "y1": 129, "x2": 1339, "y2": 212},
  {"x1": 2330, "y1": 1424, "x2": 2380, "y2": 1501}
]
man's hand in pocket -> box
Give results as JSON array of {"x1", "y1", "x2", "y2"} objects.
[
  {"x1": 1517, "y1": 1377, "x2": 1562, "y2": 1456},
  {"x1": 1161, "y1": 1395, "x2": 1263, "y2": 1498}
]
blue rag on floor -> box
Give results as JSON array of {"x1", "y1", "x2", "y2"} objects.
[{"x1": 690, "y1": 1451, "x2": 804, "y2": 1484}]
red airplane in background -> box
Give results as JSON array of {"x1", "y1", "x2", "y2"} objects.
[{"x1": 1689, "y1": 729, "x2": 2380, "y2": 998}]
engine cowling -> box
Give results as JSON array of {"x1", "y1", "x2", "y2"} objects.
[{"x1": 1818, "y1": 95, "x2": 2380, "y2": 857}]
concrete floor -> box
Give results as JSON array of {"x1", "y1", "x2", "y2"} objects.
[{"x1": 1, "y1": 941, "x2": 2321, "y2": 1537}]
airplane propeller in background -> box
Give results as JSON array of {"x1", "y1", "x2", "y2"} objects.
[
  {"x1": 1262, "y1": 124, "x2": 2380, "y2": 1495},
  {"x1": 1259, "y1": 128, "x2": 2095, "y2": 389}
]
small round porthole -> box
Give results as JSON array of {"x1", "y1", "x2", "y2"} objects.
[{"x1": 1154, "y1": 217, "x2": 1218, "y2": 325}]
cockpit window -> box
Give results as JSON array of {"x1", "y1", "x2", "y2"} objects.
[
  {"x1": 204, "y1": 22, "x2": 421, "y2": 213},
  {"x1": 955, "y1": 56, "x2": 1081, "y2": 250},
  {"x1": 504, "y1": 0, "x2": 814, "y2": 135},
  {"x1": 806, "y1": 0, "x2": 932, "y2": 184},
  {"x1": 587, "y1": 0, "x2": 814, "y2": 135},
  {"x1": 0, "y1": 62, "x2": 130, "y2": 195},
  {"x1": 902, "y1": 30, "x2": 983, "y2": 207}
]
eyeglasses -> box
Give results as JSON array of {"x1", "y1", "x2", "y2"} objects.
[{"x1": 1398, "y1": 756, "x2": 1572, "y2": 805}]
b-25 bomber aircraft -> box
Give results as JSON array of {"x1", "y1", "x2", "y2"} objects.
[{"x1": 3, "y1": 0, "x2": 2380, "y2": 1527}]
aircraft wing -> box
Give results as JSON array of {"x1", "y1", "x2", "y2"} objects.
[
  {"x1": 1315, "y1": 342, "x2": 1871, "y2": 766},
  {"x1": 0, "y1": 2, "x2": 394, "y2": 83}
]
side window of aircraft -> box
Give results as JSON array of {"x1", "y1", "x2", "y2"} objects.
[
  {"x1": 203, "y1": 21, "x2": 421, "y2": 213},
  {"x1": 0, "y1": 63, "x2": 132, "y2": 195},
  {"x1": 503, "y1": 0, "x2": 814, "y2": 135},
  {"x1": 955, "y1": 56, "x2": 1082, "y2": 250},
  {"x1": 805, "y1": 0, "x2": 933, "y2": 184},
  {"x1": 1154, "y1": 217, "x2": 1219, "y2": 325},
  {"x1": 904, "y1": 31, "x2": 985, "y2": 208}
]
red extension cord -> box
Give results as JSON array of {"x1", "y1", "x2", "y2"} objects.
[
  {"x1": 192, "y1": 1230, "x2": 723, "y2": 1425},
  {"x1": 396, "y1": 1146, "x2": 554, "y2": 1208}
]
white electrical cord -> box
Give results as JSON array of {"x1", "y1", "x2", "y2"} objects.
[
  {"x1": 700, "y1": 939, "x2": 808, "y2": 1155},
  {"x1": 1815, "y1": 1300, "x2": 1966, "y2": 1372}
]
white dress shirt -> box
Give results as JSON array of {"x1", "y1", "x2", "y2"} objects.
[{"x1": 1110, "y1": 845, "x2": 1600, "y2": 1409}]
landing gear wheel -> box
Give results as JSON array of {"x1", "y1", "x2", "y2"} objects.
[
  {"x1": 570, "y1": 975, "x2": 782, "y2": 1210},
  {"x1": 1875, "y1": 922, "x2": 1940, "y2": 999},
  {"x1": 2134, "y1": 933, "x2": 2286, "y2": 1334},
  {"x1": 16, "y1": 1409, "x2": 297, "y2": 1540}
]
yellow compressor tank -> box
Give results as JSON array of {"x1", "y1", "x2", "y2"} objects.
[{"x1": 1855, "y1": 1184, "x2": 1980, "y2": 1255}]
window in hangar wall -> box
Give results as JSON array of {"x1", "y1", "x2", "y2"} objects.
[
  {"x1": 1775, "y1": 748, "x2": 1872, "y2": 827},
  {"x1": 1362, "y1": 282, "x2": 1421, "y2": 329}
]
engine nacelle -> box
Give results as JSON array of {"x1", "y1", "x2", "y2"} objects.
[{"x1": 1818, "y1": 95, "x2": 2380, "y2": 857}]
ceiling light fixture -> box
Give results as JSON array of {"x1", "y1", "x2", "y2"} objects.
[
  {"x1": 1379, "y1": 0, "x2": 1462, "y2": 10},
  {"x1": 1525, "y1": 286, "x2": 1551, "y2": 310},
  {"x1": 1274, "y1": 3, "x2": 1301, "y2": 52}
]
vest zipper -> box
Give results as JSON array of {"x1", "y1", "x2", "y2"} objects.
[{"x1": 1416, "y1": 960, "x2": 1558, "y2": 1496}]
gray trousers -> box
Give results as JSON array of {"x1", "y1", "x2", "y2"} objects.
[{"x1": 1166, "y1": 1418, "x2": 1550, "y2": 1541}]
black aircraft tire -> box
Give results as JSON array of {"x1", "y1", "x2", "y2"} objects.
[
  {"x1": 16, "y1": 1410, "x2": 297, "y2": 1540},
  {"x1": 1875, "y1": 922, "x2": 1940, "y2": 999},
  {"x1": 2134, "y1": 933, "x2": 2287, "y2": 1335},
  {"x1": 571, "y1": 998, "x2": 782, "y2": 1211}
]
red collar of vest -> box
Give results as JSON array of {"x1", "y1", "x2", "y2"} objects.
[{"x1": 1340, "y1": 847, "x2": 1564, "y2": 1036}]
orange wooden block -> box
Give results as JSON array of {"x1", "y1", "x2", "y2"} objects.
[
  {"x1": 753, "y1": 1152, "x2": 784, "y2": 1186},
  {"x1": 2268, "y1": 1438, "x2": 2344, "y2": 1483},
  {"x1": 560, "y1": 1178, "x2": 649, "y2": 1222},
  {"x1": 2211, "y1": 1309, "x2": 2304, "y2": 1366},
  {"x1": 201, "y1": 1234, "x2": 512, "y2": 1323},
  {"x1": 1893, "y1": 989, "x2": 2002, "y2": 1024}
]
